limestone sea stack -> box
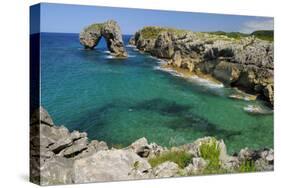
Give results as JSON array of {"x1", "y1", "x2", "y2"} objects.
[
  {"x1": 80, "y1": 20, "x2": 128, "y2": 58},
  {"x1": 129, "y1": 27, "x2": 274, "y2": 107}
]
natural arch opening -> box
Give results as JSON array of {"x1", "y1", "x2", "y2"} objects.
[{"x1": 79, "y1": 20, "x2": 128, "y2": 58}]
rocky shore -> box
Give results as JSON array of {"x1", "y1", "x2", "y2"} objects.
[
  {"x1": 128, "y1": 27, "x2": 274, "y2": 107},
  {"x1": 80, "y1": 20, "x2": 128, "y2": 57},
  {"x1": 30, "y1": 107, "x2": 274, "y2": 185}
]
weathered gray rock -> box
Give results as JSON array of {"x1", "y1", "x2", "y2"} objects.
[
  {"x1": 31, "y1": 106, "x2": 54, "y2": 126},
  {"x1": 185, "y1": 157, "x2": 208, "y2": 175},
  {"x1": 129, "y1": 137, "x2": 150, "y2": 157},
  {"x1": 172, "y1": 50, "x2": 182, "y2": 67},
  {"x1": 221, "y1": 156, "x2": 240, "y2": 172},
  {"x1": 73, "y1": 150, "x2": 151, "y2": 183},
  {"x1": 39, "y1": 157, "x2": 74, "y2": 186},
  {"x1": 263, "y1": 84, "x2": 274, "y2": 105},
  {"x1": 48, "y1": 137, "x2": 73, "y2": 154},
  {"x1": 80, "y1": 20, "x2": 128, "y2": 57},
  {"x1": 238, "y1": 148, "x2": 274, "y2": 171},
  {"x1": 153, "y1": 161, "x2": 180, "y2": 178},
  {"x1": 212, "y1": 61, "x2": 241, "y2": 84},
  {"x1": 61, "y1": 137, "x2": 89, "y2": 158},
  {"x1": 131, "y1": 27, "x2": 274, "y2": 106},
  {"x1": 238, "y1": 148, "x2": 256, "y2": 161},
  {"x1": 74, "y1": 140, "x2": 108, "y2": 159},
  {"x1": 178, "y1": 137, "x2": 227, "y2": 159},
  {"x1": 30, "y1": 107, "x2": 109, "y2": 185},
  {"x1": 151, "y1": 32, "x2": 174, "y2": 58},
  {"x1": 128, "y1": 137, "x2": 165, "y2": 158},
  {"x1": 30, "y1": 107, "x2": 274, "y2": 185}
]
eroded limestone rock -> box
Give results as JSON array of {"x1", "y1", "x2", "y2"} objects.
[
  {"x1": 30, "y1": 107, "x2": 274, "y2": 185},
  {"x1": 80, "y1": 20, "x2": 128, "y2": 57},
  {"x1": 73, "y1": 150, "x2": 151, "y2": 183},
  {"x1": 130, "y1": 27, "x2": 274, "y2": 106}
]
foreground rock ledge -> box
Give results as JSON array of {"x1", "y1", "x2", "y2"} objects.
[
  {"x1": 79, "y1": 20, "x2": 128, "y2": 58},
  {"x1": 30, "y1": 107, "x2": 274, "y2": 185},
  {"x1": 129, "y1": 27, "x2": 274, "y2": 107}
]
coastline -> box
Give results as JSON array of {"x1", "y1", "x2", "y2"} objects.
[
  {"x1": 30, "y1": 107, "x2": 274, "y2": 185},
  {"x1": 128, "y1": 27, "x2": 274, "y2": 108},
  {"x1": 149, "y1": 52, "x2": 262, "y2": 104}
]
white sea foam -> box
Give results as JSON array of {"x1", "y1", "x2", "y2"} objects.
[
  {"x1": 126, "y1": 44, "x2": 135, "y2": 48},
  {"x1": 106, "y1": 55, "x2": 114, "y2": 59},
  {"x1": 243, "y1": 105, "x2": 273, "y2": 115},
  {"x1": 105, "y1": 54, "x2": 136, "y2": 59},
  {"x1": 148, "y1": 56, "x2": 167, "y2": 64}
]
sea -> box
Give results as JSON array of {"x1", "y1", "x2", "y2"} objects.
[{"x1": 40, "y1": 33, "x2": 273, "y2": 154}]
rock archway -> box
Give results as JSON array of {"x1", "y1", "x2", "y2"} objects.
[{"x1": 79, "y1": 20, "x2": 128, "y2": 58}]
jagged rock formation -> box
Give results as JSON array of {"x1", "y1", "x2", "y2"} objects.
[
  {"x1": 30, "y1": 107, "x2": 274, "y2": 185},
  {"x1": 129, "y1": 27, "x2": 274, "y2": 106},
  {"x1": 79, "y1": 20, "x2": 128, "y2": 57}
]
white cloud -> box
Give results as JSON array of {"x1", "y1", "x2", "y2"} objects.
[{"x1": 240, "y1": 19, "x2": 274, "y2": 34}]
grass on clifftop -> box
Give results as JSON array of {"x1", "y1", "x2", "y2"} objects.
[
  {"x1": 251, "y1": 30, "x2": 273, "y2": 42},
  {"x1": 84, "y1": 23, "x2": 103, "y2": 32},
  {"x1": 139, "y1": 26, "x2": 273, "y2": 42},
  {"x1": 140, "y1": 26, "x2": 188, "y2": 39},
  {"x1": 148, "y1": 150, "x2": 192, "y2": 169},
  {"x1": 208, "y1": 30, "x2": 273, "y2": 42}
]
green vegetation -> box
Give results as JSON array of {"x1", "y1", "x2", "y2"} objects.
[
  {"x1": 140, "y1": 26, "x2": 188, "y2": 39},
  {"x1": 251, "y1": 30, "x2": 273, "y2": 42},
  {"x1": 139, "y1": 26, "x2": 273, "y2": 42},
  {"x1": 132, "y1": 161, "x2": 140, "y2": 170},
  {"x1": 199, "y1": 138, "x2": 225, "y2": 174},
  {"x1": 111, "y1": 143, "x2": 125, "y2": 149},
  {"x1": 208, "y1": 31, "x2": 248, "y2": 40},
  {"x1": 208, "y1": 30, "x2": 273, "y2": 42},
  {"x1": 148, "y1": 150, "x2": 192, "y2": 169},
  {"x1": 238, "y1": 160, "x2": 256, "y2": 173},
  {"x1": 84, "y1": 23, "x2": 103, "y2": 32}
]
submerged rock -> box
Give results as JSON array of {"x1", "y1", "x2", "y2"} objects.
[{"x1": 80, "y1": 20, "x2": 128, "y2": 57}]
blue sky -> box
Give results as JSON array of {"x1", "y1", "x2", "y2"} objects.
[{"x1": 34, "y1": 3, "x2": 273, "y2": 34}]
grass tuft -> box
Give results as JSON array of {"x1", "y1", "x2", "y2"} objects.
[
  {"x1": 199, "y1": 138, "x2": 225, "y2": 174},
  {"x1": 148, "y1": 150, "x2": 192, "y2": 169},
  {"x1": 238, "y1": 160, "x2": 256, "y2": 173}
]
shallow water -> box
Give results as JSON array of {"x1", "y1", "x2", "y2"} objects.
[{"x1": 41, "y1": 33, "x2": 273, "y2": 154}]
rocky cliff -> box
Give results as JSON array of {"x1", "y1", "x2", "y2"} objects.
[
  {"x1": 80, "y1": 20, "x2": 128, "y2": 57},
  {"x1": 30, "y1": 107, "x2": 274, "y2": 185},
  {"x1": 129, "y1": 27, "x2": 274, "y2": 106}
]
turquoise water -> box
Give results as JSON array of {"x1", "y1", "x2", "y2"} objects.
[{"x1": 41, "y1": 33, "x2": 273, "y2": 154}]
